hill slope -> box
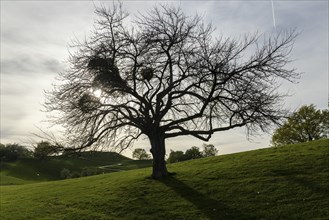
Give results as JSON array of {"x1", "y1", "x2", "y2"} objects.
[
  {"x1": 1, "y1": 139, "x2": 328, "y2": 220},
  {"x1": 0, "y1": 151, "x2": 152, "y2": 185}
]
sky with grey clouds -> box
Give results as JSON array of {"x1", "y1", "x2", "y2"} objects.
[{"x1": 1, "y1": 1, "x2": 328, "y2": 157}]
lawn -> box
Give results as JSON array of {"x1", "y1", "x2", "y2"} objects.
[
  {"x1": 0, "y1": 151, "x2": 152, "y2": 185},
  {"x1": 1, "y1": 139, "x2": 328, "y2": 219}
]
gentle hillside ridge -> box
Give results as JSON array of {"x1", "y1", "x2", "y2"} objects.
[
  {"x1": 1, "y1": 139, "x2": 328, "y2": 220},
  {"x1": 0, "y1": 151, "x2": 152, "y2": 185}
]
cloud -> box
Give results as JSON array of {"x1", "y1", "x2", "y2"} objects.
[
  {"x1": 0, "y1": 98, "x2": 29, "y2": 141},
  {"x1": 0, "y1": 90, "x2": 46, "y2": 143},
  {"x1": 1, "y1": 55, "x2": 63, "y2": 76}
]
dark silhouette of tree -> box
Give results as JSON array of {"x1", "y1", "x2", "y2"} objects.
[
  {"x1": 45, "y1": 3, "x2": 299, "y2": 179},
  {"x1": 0, "y1": 143, "x2": 33, "y2": 162},
  {"x1": 271, "y1": 105, "x2": 329, "y2": 146},
  {"x1": 132, "y1": 148, "x2": 151, "y2": 160},
  {"x1": 33, "y1": 141, "x2": 61, "y2": 160}
]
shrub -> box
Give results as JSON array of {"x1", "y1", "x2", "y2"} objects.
[
  {"x1": 70, "y1": 171, "x2": 81, "y2": 178},
  {"x1": 81, "y1": 167, "x2": 96, "y2": 177},
  {"x1": 60, "y1": 168, "x2": 72, "y2": 179}
]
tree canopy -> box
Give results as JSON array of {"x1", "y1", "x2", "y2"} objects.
[
  {"x1": 33, "y1": 141, "x2": 61, "y2": 160},
  {"x1": 184, "y1": 146, "x2": 203, "y2": 160},
  {"x1": 45, "y1": 3, "x2": 299, "y2": 178},
  {"x1": 167, "y1": 150, "x2": 185, "y2": 163},
  {"x1": 0, "y1": 143, "x2": 33, "y2": 162},
  {"x1": 202, "y1": 144, "x2": 218, "y2": 157},
  {"x1": 271, "y1": 105, "x2": 329, "y2": 146}
]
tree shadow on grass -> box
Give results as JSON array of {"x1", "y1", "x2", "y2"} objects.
[
  {"x1": 272, "y1": 169, "x2": 328, "y2": 196},
  {"x1": 160, "y1": 176, "x2": 253, "y2": 220},
  {"x1": 289, "y1": 175, "x2": 328, "y2": 195}
]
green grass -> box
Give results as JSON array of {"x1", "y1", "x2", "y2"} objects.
[
  {"x1": 1, "y1": 139, "x2": 328, "y2": 220},
  {"x1": 0, "y1": 152, "x2": 152, "y2": 185}
]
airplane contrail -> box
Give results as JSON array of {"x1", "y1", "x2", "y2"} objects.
[{"x1": 271, "y1": 0, "x2": 277, "y2": 30}]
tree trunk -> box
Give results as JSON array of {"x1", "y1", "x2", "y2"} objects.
[{"x1": 149, "y1": 134, "x2": 168, "y2": 179}]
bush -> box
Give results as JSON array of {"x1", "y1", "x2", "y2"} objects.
[
  {"x1": 60, "y1": 168, "x2": 72, "y2": 179},
  {"x1": 70, "y1": 171, "x2": 81, "y2": 178},
  {"x1": 81, "y1": 167, "x2": 96, "y2": 177},
  {"x1": 61, "y1": 167, "x2": 99, "y2": 179}
]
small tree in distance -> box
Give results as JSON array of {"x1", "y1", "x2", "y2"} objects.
[
  {"x1": 202, "y1": 144, "x2": 218, "y2": 157},
  {"x1": 132, "y1": 148, "x2": 151, "y2": 160},
  {"x1": 45, "y1": 3, "x2": 299, "y2": 179},
  {"x1": 167, "y1": 150, "x2": 185, "y2": 163},
  {"x1": 185, "y1": 146, "x2": 203, "y2": 160},
  {"x1": 271, "y1": 105, "x2": 329, "y2": 146}
]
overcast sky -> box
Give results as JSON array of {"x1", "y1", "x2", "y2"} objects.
[{"x1": 1, "y1": 1, "x2": 328, "y2": 158}]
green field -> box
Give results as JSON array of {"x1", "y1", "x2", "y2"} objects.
[
  {"x1": 1, "y1": 139, "x2": 328, "y2": 220},
  {"x1": 0, "y1": 151, "x2": 152, "y2": 185}
]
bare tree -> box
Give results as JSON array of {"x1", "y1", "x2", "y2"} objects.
[{"x1": 45, "y1": 3, "x2": 299, "y2": 179}]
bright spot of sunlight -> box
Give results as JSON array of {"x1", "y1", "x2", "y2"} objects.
[{"x1": 93, "y1": 89, "x2": 102, "y2": 98}]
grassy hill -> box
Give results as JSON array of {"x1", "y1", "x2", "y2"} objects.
[
  {"x1": 1, "y1": 139, "x2": 328, "y2": 220},
  {"x1": 0, "y1": 151, "x2": 152, "y2": 185}
]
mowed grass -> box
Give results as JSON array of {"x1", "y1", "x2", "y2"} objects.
[
  {"x1": 0, "y1": 152, "x2": 152, "y2": 185},
  {"x1": 1, "y1": 139, "x2": 328, "y2": 220}
]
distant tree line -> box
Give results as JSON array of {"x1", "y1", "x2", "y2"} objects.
[
  {"x1": 167, "y1": 144, "x2": 218, "y2": 163},
  {"x1": 0, "y1": 141, "x2": 62, "y2": 162},
  {"x1": 0, "y1": 143, "x2": 33, "y2": 162},
  {"x1": 1, "y1": 141, "x2": 218, "y2": 164},
  {"x1": 2, "y1": 104, "x2": 327, "y2": 164}
]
